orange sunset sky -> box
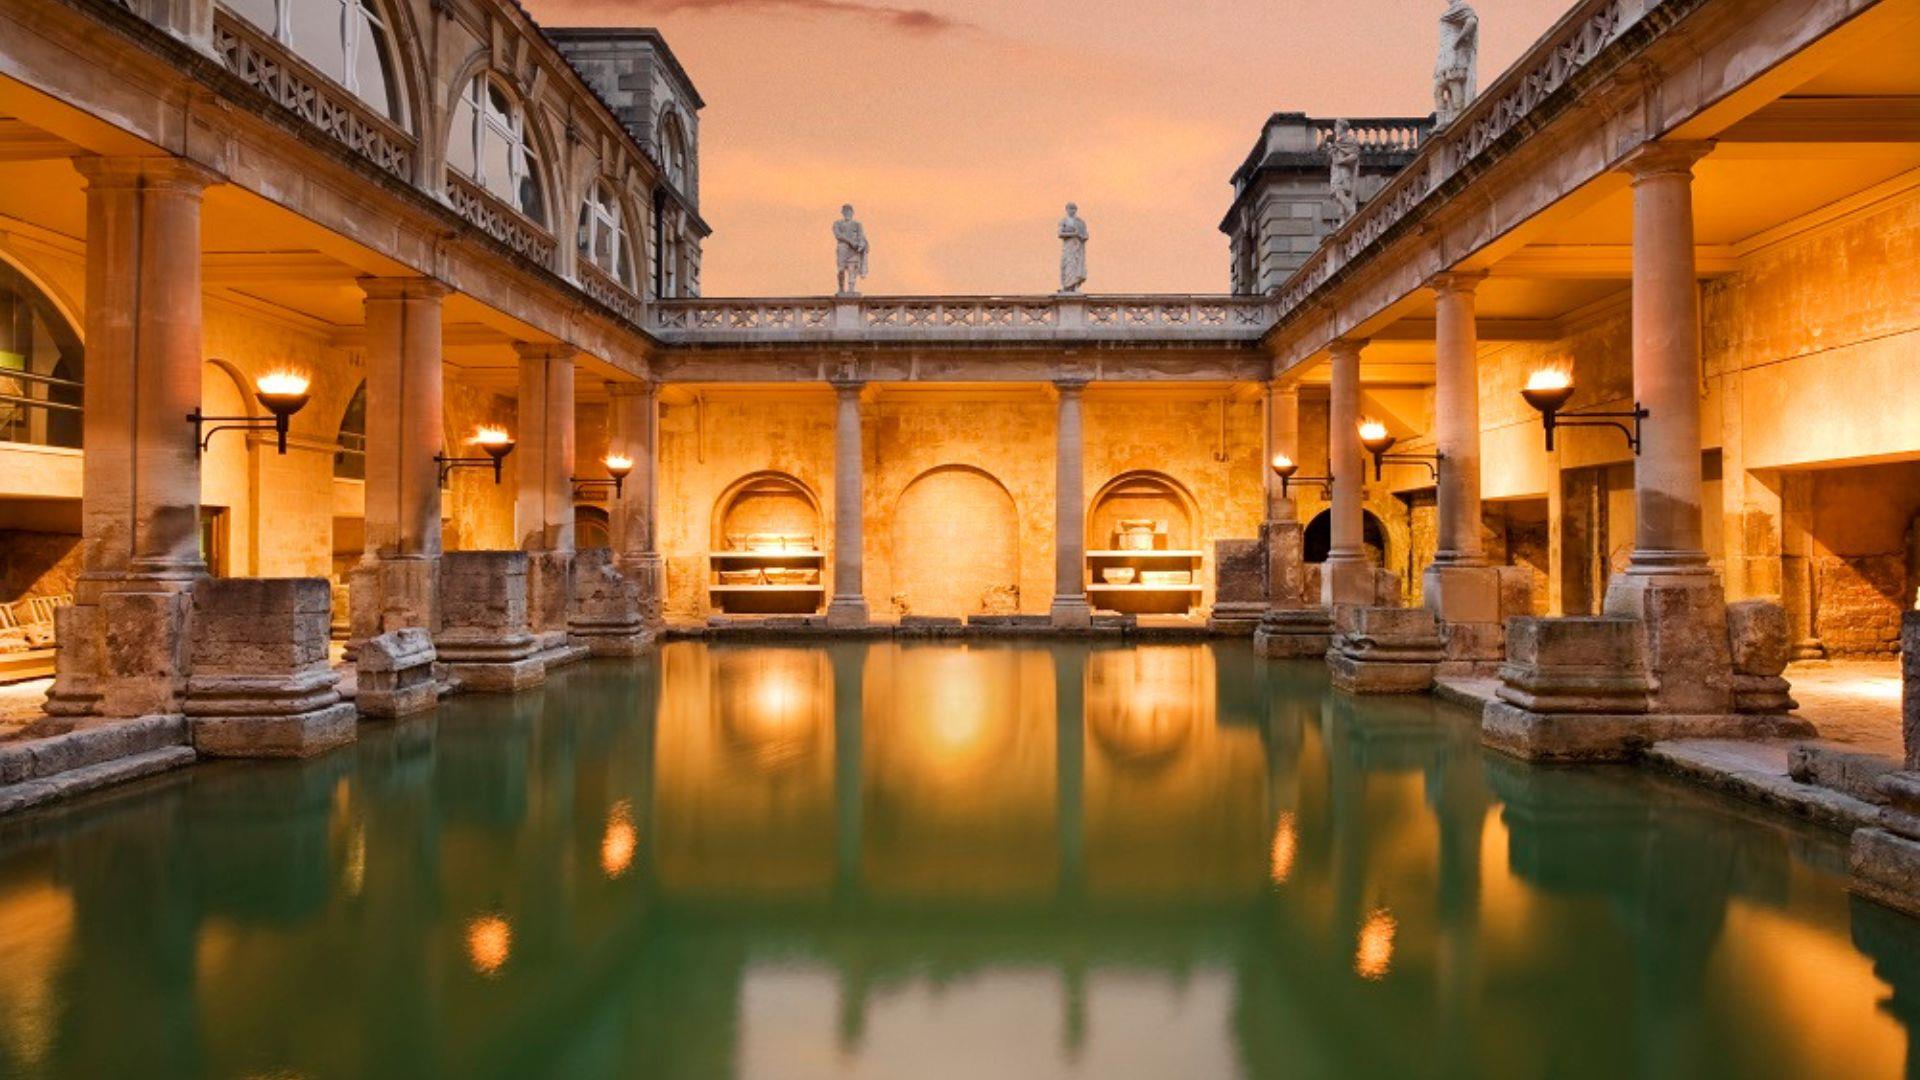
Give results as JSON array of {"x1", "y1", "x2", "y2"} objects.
[{"x1": 523, "y1": 0, "x2": 1575, "y2": 296}]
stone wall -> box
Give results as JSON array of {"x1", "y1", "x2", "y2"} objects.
[
  {"x1": 0, "y1": 530, "x2": 80, "y2": 604},
  {"x1": 446, "y1": 380, "x2": 518, "y2": 553},
  {"x1": 1808, "y1": 461, "x2": 1920, "y2": 656}
]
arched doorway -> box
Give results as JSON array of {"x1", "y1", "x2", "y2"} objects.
[
  {"x1": 575, "y1": 505, "x2": 611, "y2": 550},
  {"x1": 0, "y1": 257, "x2": 83, "y2": 449},
  {"x1": 889, "y1": 465, "x2": 1019, "y2": 617},
  {"x1": 1303, "y1": 509, "x2": 1386, "y2": 565}
]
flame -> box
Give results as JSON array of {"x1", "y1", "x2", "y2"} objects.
[
  {"x1": 1269, "y1": 813, "x2": 1297, "y2": 885},
  {"x1": 1526, "y1": 368, "x2": 1573, "y2": 392},
  {"x1": 255, "y1": 370, "x2": 310, "y2": 397},
  {"x1": 1271, "y1": 454, "x2": 1294, "y2": 470},
  {"x1": 1354, "y1": 908, "x2": 1397, "y2": 980},
  {"x1": 466, "y1": 915, "x2": 512, "y2": 976},
  {"x1": 1358, "y1": 420, "x2": 1389, "y2": 442},
  {"x1": 471, "y1": 426, "x2": 512, "y2": 447},
  {"x1": 604, "y1": 454, "x2": 635, "y2": 473},
  {"x1": 601, "y1": 801, "x2": 638, "y2": 879}
]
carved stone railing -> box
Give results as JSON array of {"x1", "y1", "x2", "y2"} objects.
[
  {"x1": 445, "y1": 172, "x2": 557, "y2": 267},
  {"x1": 211, "y1": 13, "x2": 414, "y2": 182},
  {"x1": 1311, "y1": 118, "x2": 1431, "y2": 155},
  {"x1": 1272, "y1": 0, "x2": 1665, "y2": 322},
  {"x1": 649, "y1": 295, "x2": 1277, "y2": 344},
  {"x1": 577, "y1": 262, "x2": 642, "y2": 323}
]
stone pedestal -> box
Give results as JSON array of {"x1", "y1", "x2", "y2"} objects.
[
  {"x1": 1850, "y1": 771, "x2": 1920, "y2": 919},
  {"x1": 570, "y1": 548, "x2": 650, "y2": 657},
  {"x1": 1253, "y1": 520, "x2": 1334, "y2": 657},
  {"x1": 1607, "y1": 576, "x2": 1736, "y2": 715},
  {"x1": 1256, "y1": 607, "x2": 1334, "y2": 658},
  {"x1": 1482, "y1": 614, "x2": 1810, "y2": 761},
  {"x1": 1327, "y1": 606, "x2": 1445, "y2": 694},
  {"x1": 525, "y1": 550, "x2": 587, "y2": 665},
  {"x1": 1208, "y1": 538, "x2": 1267, "y2": 635},
  {"x1": 1727, "y1": 598, "x2": 1797, "y2": 714},
  {"x1": 435, "y1": 551, "x2": 544, "y2": 693},
  {"x1": 183, "y1": 578, "x2": 355, "y2": 759},
  {"x1": 1425, "y1": 563, "x2": 1505, "y2": 676},
  {"x1": 356, "y1": 628, "x2": 438, "y2": 719},
  {"x1": 1904, "y1": 611, "x2": 1919, "y2": 770}
]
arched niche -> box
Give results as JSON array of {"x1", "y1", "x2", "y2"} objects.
[
  {"x1": 1303, "y1": 509, "x2": 1387, "y2": 565},
  {"x1": 889, "y1": 465, "x2": 1020, "y2": 617},
  {"x1": 1088, "y1": 470, "x2": 1199, "y2": 553},
  {"x1": 711, "y1": 471, "x2": 821, "y2": 552},
  {"x1": 0, "y1": 254, "x2": 84, "y2": 449}
]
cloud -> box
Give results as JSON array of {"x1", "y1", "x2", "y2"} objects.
[{"x1": 644, "y1": 0, "x2": 969, "y2": 34}]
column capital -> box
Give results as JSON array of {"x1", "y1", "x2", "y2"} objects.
[
  {"x1": 1618, "y1": 140, "x2": 1715, "y2": 183},
  {"x1": 1327, "y1": 338, "x2": 1368, "y2": 361},
  {"x1": 358, "y1": 276, "x2": 451, "y2": 301},
  {"x1": 73, "y1": 155, "x2": 222, "y2": 194},
  {"x1": 828, "y1": 375, "x2": 867, "y2": 396},
  {"x1": 513, "y1": 341, "x2": 578, "y2": 362},
  {"x1": 1427, "y1": 270, "x2": 1487, "y2": 297},
  {"x1": 1052, "y1": 377, "x2": 1090, "y2": 396}
]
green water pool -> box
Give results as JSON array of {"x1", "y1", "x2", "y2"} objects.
[{"x1": 0, "y1": 640, "x2": 1913, "y2": 1078}]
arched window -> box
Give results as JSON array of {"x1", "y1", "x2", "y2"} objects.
[
  {"x1": 658, "y1": 111, "x2": 688, "y2": 191},
  {"x1": 0, "y1": 260, "x2": 83, "y2": 450},
  {"x1": 577, "y1": 182, "x2": 634, "y2": 289},
  {"x1": 223, "y1": 0, "x2": 399, "y2": 121},
  {"x1": 448, "y1": 75, "x2": 547, "y2": 224},
  {"x1": 333, "y1": 381, "x2": 366, "y2": 480}
]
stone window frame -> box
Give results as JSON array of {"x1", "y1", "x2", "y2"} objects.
[
  {"x1": 577, "y1": 180, "x2": 637, "y2": 292},
  {"x1": 219, "y1": 0, "x2": 402, "y2": 123},
  {"x1": 448, "y1": 73, "x2": 549, "y2": 227}
]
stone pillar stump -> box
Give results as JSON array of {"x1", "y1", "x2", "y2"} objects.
[
  {"x1": 434, "y1": 551, "x2": 544, "y2": 692},
  {"x1": 569, "y1": 547, "x2": 650, "y2": 657},
  {"x1": 184, "y1": 578, "x2": 355, "y2": 758}
]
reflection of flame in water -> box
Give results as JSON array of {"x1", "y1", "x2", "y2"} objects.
[
  {"x1": 1355, "y1": 908, "x2": 1396, "y2": 980},
  {"x1": 466, "y1": 915, "x2": 512, "y2": 976},
  {"x1": 602, "y1": 801, "x2": 638, "y2": 879},
  {"x1": 1269, "y1": 814, "x2": 1297, "y2": 885},
  {"x1": 1086, "y1": 648, "x2": 1205, "y2": 769},
  {"x1": 718, "y1": 653, "x2": 824, "y2": 773},
  {"x1": 345, "y1": 823, "x2": 367, "y2": 897}
]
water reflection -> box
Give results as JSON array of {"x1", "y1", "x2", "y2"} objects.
[{"x1": 0, "y1": 642, "x2": 1912, "y2": 1078}]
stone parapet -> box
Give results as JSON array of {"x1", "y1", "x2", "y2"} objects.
[
  {"x1": 356, "y1": 628, "x2": 438, "y2": 718},
  {"x1": 183, "y1": 578, "x2": 355, "y2": 759},
  {"x1": 569, "y1": 548, "x2": 651, "y2": 657},
  {"x1": 435, "y1": 551, "x2": 544, "y2": 693},
  {"x1": 1327, "y1": 606, "x2": 1444, "y2": 694}
]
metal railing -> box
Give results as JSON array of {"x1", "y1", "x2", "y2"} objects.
[{"x1": 0, "y1": 368, "x2": 83, "y2": 447}]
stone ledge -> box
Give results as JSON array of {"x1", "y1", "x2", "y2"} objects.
[
  {"x1": 1483, "y1": 701, "x2": 1816, "y2": 763},
  {"x1": 190, "y1": 703, "x2": 357, "y2": 760},
  {"x1": 0, "y1": 745, "x2": 196, "y2": 816},
  {"x1": 1850, "y1": 827, "x2": 1920, "y2": 920},
  {"x1": 1651, "y1": 740, "x2": 1882, "y2": 833},
  {"x1": 0, "y1": 715, "x2": 188, "y2": 785}
]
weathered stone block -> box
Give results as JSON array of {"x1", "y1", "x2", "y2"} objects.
[
  {"x1": 1495, "y1": 617, "x2": 1650, "y2": 714},
  {"x1": 569, "y1": 548, "x2": 650, "y2": 658},
  {"x1": 435, "y1": 551, "x2": 543, "y2": 693},
  {"x1": 185, "y1": 578, "x2": 353, "y2": 760},
  {"x1": 1327, "y1": 606, "x2": 1443, "y2": 694},
  {"x1": 98, "y1": 587, "x2": 194, "y2": 719},
  {"x1": 525, "y1": 549, "x2": 575, "y2": 647},
  {"x1": 1850, "y1": 826, "x2": 1920, "y2": 920},
  {"x1": 1904, "y1": 612, "x2": 1920, "y2": 769},
  {"x1": 1262, "y1": 521, "x2": 1305, "y2": 609},
  {"x1": 350, "y1": 555, "x2": 438, "y2": 645},
  {"x1": 1209, "y1": 538, "x2": 1267, "y2": 635},
  {"x1": 1422, "y1": 563, "x2": 1501, "y2": 626},
  {"x1": 1496, "y1": 565, "x2": 1536, "y2": 622},
  {"x1": 1727, "y1": 598, "x2": 1791, "y2": 677},
  {"x1": 356, "y1": 627, "x2": 438, "y2": 719},
  {"x1": 1615, "y1": 577, "x2": 1735, "y2": 715},
  {"x1": 1790, "y1": 745, "x2": 1898, "y2": 805},
  {"x1": 1254, "y1": 606, "x2": 1333, "y2": 659}
]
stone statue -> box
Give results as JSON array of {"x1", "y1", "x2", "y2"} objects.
[
  {"x1": 1058, "y1": 203, "x2": 1089, "y2": 293},
  {"x1": 1328, "y1": 119, "x2": 1361, "y2": 222},
  {"x1": 834, "y1": 204, "x2": 868, "y2": 295},
  {"x1": 1434, "y1": 0, "x2": 1480, "y2": 126}
]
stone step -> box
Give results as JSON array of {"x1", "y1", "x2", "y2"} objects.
[
  {"x1": 0, "y1": 744, "x2": 196, "y2": 816},
  {"x1": 0, "y1": 714, "x2": 188, "y2": 786}
]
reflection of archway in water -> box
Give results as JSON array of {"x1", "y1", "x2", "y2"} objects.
[
  {"x1": 1085, "y1": 646, "x2": 1211, "y2": 772},
  {"x1": 714, "y1": 649, "x2": 829, "y2": 775},
  {"x1": 1303, "y1": 509, "x2": 1386, "y2": 565},
  {"x1": 890, "y1": 465, "x2": 1019, "y2": 616}
]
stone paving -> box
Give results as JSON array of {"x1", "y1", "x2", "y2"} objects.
[
  {"x1": 1784, "y1": 660, "x2": 1905, "y2": 758},
  {"x1": 0, "y1": 678, "x2": 50, "y2": 739}
]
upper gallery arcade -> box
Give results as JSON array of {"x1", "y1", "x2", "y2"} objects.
[{"x1": 0, "y1": 0, "x2": 1916, "y2": 801}]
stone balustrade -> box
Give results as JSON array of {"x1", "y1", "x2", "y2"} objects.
[{"x1": 648, "y1": 294, "x2": 1280, "y2": 346}]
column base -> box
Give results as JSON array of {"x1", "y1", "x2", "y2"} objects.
[
  {"x1": 49, "y1": 579, "x2": 197, "y2": 720},
  {"x1": 617, "y1": 551, "x2": 668, "y2": 630},
  {"x1": 1604, "y1": 571, "x2": 1735, "y2": 715},
  {"x1": 183, "y1": 578, "x2": 355, "y2": 759},
  {"x1": 1254, "y1": 606, "x2": 1333, "y2": 658},
  {"x1": 1320, "y1": 556, "x2": 1378, "y2": 608},
  {"x1": 1327, "y1": 606, "x2": 1444, "y2": 694},
  {"x1": 1482, "y1": 700, "x2": 1813, "y2": 763},
  {"x1": 355, "y1": 628, "x2": 439, "y2": 719},
  {"x1": 1049, "y1": 596, "x2": 1093, "y2": 631},
  {"x1": 826, "y1": 597, "x2": 870, "y2": 629},
  {"x1": 569, "y1": 547, "x2": 653, "y2": 657},
  {"x1": 1206, "y1": 602, "x2": 1267, "y2": 636},
  {"x1": 436, "y1": 551, "x2": 544, "y2": 693}
]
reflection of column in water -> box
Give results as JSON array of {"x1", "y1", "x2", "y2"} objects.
[
  {"x1": 832, "y1": 642, "x2": 867, "y2": 898},
  {"x1": 1055, "y1": 645, "x2": 1087, "y2": 898},
  {"x1": 1322, "y1": 695, "x2": 1367, "y2": 942}
]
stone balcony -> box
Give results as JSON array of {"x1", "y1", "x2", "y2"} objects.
[{"x1": 647, "y1": 294, "x2": 1281, "y2": 348}]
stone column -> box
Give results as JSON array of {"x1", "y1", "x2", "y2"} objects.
[
  {"x1": 826, "y1": 377, "x2": 869, "y2": 627},
  {"x1": 1256, "y1": 378, "x2": 1333, "y2": 657},
  {"x1": 1602, "y1": 140, "x2": 1734, "y2": 717},
  {"x1": 1607, "y1": 142, "x2": 1718, "y2": 607},
  {"x1": 1267, "y1": 381, "x2": 1300, "y2": 526},
  {"x1": 1321, "y1": 340, "x2": 1375, "y2": 608},
  {"x1": 350, "y1": 277, "x2": 449, "y2": 649},
  {"x1": 607, "y1": 379, "x2": 664, "y2": 626},
  {"x1": 1423, "y1": 273, "x2": 1504, "y2": 663},
  {"x1": 49, "y1": 157, "x2": 220, "y2": 719},
  {"x1": 1051, "y1": 378, "x2": 1092, "y2": 629},
  {"x1": 515, "y1": 343, "x2": 578, "y2": 655}
]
